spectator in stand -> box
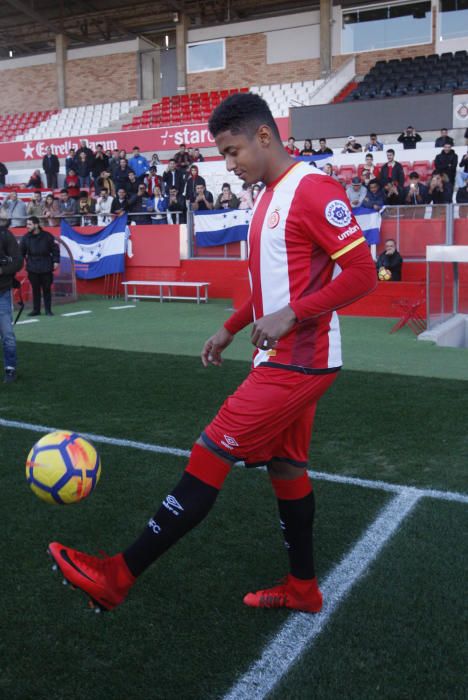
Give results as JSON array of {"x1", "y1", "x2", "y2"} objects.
[
  {"x1": 57, "y1": 189, "x2": 79, "y2": 225},
  {"x1": 150, "y1": 153, "x2": 161, "y2": 169},
  {"x1": 215, "y1": 183, "x2": 240, "y2": 210},
  {"x1": 238, "y1": 182, "x2": 254, "y2": 209},
  {"x1": 128, "y1": 183, "x2": 153, "y2": 225},
  {"x1": 167, "y1": 186, "x2": 186, "y2": 224},
  {"x1": 113, "y1": 159, "x2": 133, "y2": 193},
  {"x1": 285, "y1": 137, "x2": 300, "y2": 156},
  {"x1": 111, "y1": 188, "x2": 130, "y2": 217},
  {"x1": 26, "y1": 170, "x2": 43, "y2": 189},
  {"x1": 95, "y1": 188, "x2": 113, "y2": 226},
  {"x1": 163, "y1": 159, "x2": 185, "y2": 195},
  {"x1": 75, "y1": 152, "x2": 93, "y2": 189},
  {"x1": 192, "y1": 148, "x2": 204, "y2": 163},
  {"x1": 95, "y1": 170, "x2": 115, "y2": 197},
  {"x1": 300, "y1": 139, "x2": 314, "y2": 156},
  {"x1": 184, "y1": 165, "x2": 205, "y2": 204},
  {"x1": 26, "y1": 191, "x2": 45, "y2": 218},
  {"x1": 187, "y1": 148, "x2": 195, "y2": 163},
  {"x1": 346, "y1": 177, "x2": 367, "y2": 208},
  {"x1": 64, "y1": 168, "x2": 80, "y2": 199},
  {"x1": 456, "y1": 179, "x2": 468, "y2": 204},
  {"x1": 457, "y1": 148, "x2": 468, "y2": 188},
  {"x1": 65, "y1": 148, "x2": 77, "y2": 175},
  {"x1": 2, "y1": 192, "x2": 27, "y2": 227},
  {"x1": 322, "y1": 163, "x2": 340, "y2": 182},
  {"x1": 403, "y1": 172, "x2": 428, "y2": 205},
  {"x1": 342, "y1": 136, "x2": 362, "y2": 154},
  {"x1": 92, "y1": 149, "x2": 109, "y2": 186},
  {"x1": 78, "y1": 191, "x2": 96, "y2": 226},
  {"x1": 252, "y1": 183, "x2": 262, "y2": 202},
  {"x1": 378, "y1": 149, "x2": 405, "y2": 189},
  {"x1": 435, "y1": 128, "x2": 454, "y2": 148},
  {"x1": 109, "y1": 149, "x2": 121, "y2": 176},
  {"x1": 360, "y1": 153, "x2": 379, "y2": 186},
  {"x1": 0, "y1": 161, "x2": 8, "y2": 186},
  {"x1": 383, "y1": 180, "x2": 404, "y2": 205},
  {"x1": 128, "y1": 146, "x2": 150, "y2": 184},
  {"x1": 174, "y1": 144, "x2": 192, "y2": 173},
  {"x1": 397, "y1": 126, "x2": 421, "y2": 150},
  {"x1": 315, "y1": 138, "x2": 333, "y2": 155},
  {"x1": 365, "y1": 133, "x2": 384, "y2": 152},
  {"x1": 434, "y1": 143, "x2": 458, "y2": 186},
  {"x1": 427, "y1": 173, "x2": 453, "y2": 204},
  {"x1": 465, "y1": 127, "x2": 468, "y2": 146},
  {"x1": 43, "y1": 194, "x2": 60, "y2": 226},
  {"x1": 376, "y1": 239, "x2": 403, "y2": 281},
  {"x1": 118, "y1": 149, "x2": 127, "y2": 161},
  {"x1": 125, "y1": 171, "x2": 139, "y2": 197},
  {"x1": 76, "y1": 139, "x2": 94, "y2": 166},
  {"x1": 42, "y1": 146, "x2": 60, "y2": 189},
  {"x1": 362, "y1": 179, "x2": 385, "y2": 210},
  {"x1": 192, "y1": 183, "x2": 213, "y2": 211},
  {"x1": 144, "y1": 167, "x2": 163, "y2": 197},
  {"x1": 150, "y1": 185, "x2": 168, "y2": 225}
]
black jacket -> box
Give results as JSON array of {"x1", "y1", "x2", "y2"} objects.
[
  {"x1": 42, "y1": 154, "x2": 60, "y2": 175},
  {"x1": 378, "y1": 161, "x2": 405, "y2": 188},
  {"x1": 20, "y1": 229, "x2": 60, "y2": 274},
  {"x1": 0, "y1": 162, "x2": 8, "y2": 184},
  {"x1": 0, "y1": 227, "x2": 23, "y2": 292},
  {"x1": 376, "y1": 250, "x2": 403, "y2": 281},
  {"x1": 434, "y1": 151, "x2": 458, "y2": 184},
  {"x1": 162, "y1": 169, "x2": 185, "y2": 195}
]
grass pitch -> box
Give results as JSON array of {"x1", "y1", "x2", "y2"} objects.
[{"x1": 0, "y1": 302, "x2": 467, "y2": 700}]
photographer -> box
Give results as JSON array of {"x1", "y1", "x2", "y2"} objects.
[
  {"x1": 341, "y1": 136, "x2": 362, "y2": 154},
  {"x1": 0, "y1": 213, "x2": 23, "y2": 383},
  {"x1": 20, "y1": 217, "x2": 60, "y2": 317},
  {"x1": 403, "y1": 172, "x2": 428, "y2": 205}
]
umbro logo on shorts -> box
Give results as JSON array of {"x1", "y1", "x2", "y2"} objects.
[{"x1": 221, "y1": 434, "x2": 239, "y2": 450}]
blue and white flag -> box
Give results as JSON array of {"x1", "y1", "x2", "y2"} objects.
[
  {"x1": 60, "y1": 214, "x2": 127, "y2": 279},
  {"x1": 194, "y1": 209, "x2": 252, "y2": 247},
  {"x1": 297, "y1": 153, "x2": 334, "y2": 170},
  {"x1": 352, "y1": 206, "x2": 382, "y2": 245}
]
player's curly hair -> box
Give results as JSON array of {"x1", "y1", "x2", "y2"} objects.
[{"x1": 208, "y1": 92, "x2": 281, "y2": 141}]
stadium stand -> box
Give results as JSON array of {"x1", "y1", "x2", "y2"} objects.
[
  {"x1": 0, "y1": 110, "x2": 58, "y2": 142},
  {"x1": 12, "y1": 101, "x2": 138, "y2": 141},
  {"x1": 345, "y1": 51, "x2": 468, "y2": 101},
  {"x1": 122, "y1": 80, "x2": 324, "y2": 130}
]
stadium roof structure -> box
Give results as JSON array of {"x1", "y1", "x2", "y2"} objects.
[{"x1": 0, "y1": 0, "x2": 329, "y2": 59}]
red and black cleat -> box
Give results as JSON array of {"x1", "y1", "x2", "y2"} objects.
[{"x1": 47, "y1": 542, "x2": 136, "y2": 613}]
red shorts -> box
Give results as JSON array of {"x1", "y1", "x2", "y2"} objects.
[{"x1": 202, "y1": 366, "x2": 338, "y2": 467}]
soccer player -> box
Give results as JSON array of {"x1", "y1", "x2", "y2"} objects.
[{"x1": 48, "y1": 94, "x2": 376, "y2": 613}]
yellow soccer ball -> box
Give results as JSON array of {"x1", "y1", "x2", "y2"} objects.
[
  {"x1": 378, "y1": 267, "x2": 392, "y2": 281},
  {"x1": 26, "y1": 431, "x2": 101, "y2": 505}
]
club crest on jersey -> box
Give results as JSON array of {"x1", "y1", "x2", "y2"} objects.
[
  {"x1": 325, "y1": 200, "x2": 352, "y2": 228},
  {"x1": 268, "y1": 209, "x2": 280, "y2": 228}
]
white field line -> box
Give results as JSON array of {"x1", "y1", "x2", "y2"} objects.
[
  {"x1": 223, "y1": 490, "x2": 422, "y2": 700},
  {"x1": 109, "y1": 305, "x2": 136, "y2": 310},
  {"x1": 15, "y1": 319, "x2": 39, "y2": 325},
  {"x1": 0, "y1": 417, "x2": 467, "y2": 505},
  {"x1": 60, "y1": 310, "x2": 92, "y2": 317}
]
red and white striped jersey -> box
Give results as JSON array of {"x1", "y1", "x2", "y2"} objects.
[{"x1": 248, "y1": 161, "x2": 365, "y2": 371}]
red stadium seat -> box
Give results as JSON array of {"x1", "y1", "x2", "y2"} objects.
[
  {"x1": 337, "y1": 165, "x2": 357, "y2": 184},
  {"x1": 412, "y1": 161, "x2": 432, "y2": 182}
]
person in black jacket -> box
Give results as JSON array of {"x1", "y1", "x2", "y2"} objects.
[
  {"x1": 0, "y1": 161, "x2": 8, "y2": 186},
  {"x1": 397, "y1": 126, "x2": 422, "y2": 150},
  {"x1": 434, "y1": 144, "x2": 458, "y2": 185},
  {"x1": 20, "y1": 216, "x2": 60, "y2": 317},
  {"x1": 376, "y1": 239, "x2": 403, "y2": 281},
  {"x1": 378, "y1": 149, "x2": 405, "y2": 188},
  {"x1": 42, "y1": 146, "x2": 60, "y2": 189},
  {"x1": 0, "y1": 213, "x2": 23, "y2": 382}
]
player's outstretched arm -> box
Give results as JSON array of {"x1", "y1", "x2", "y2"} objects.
[{"x1": 201, "y1": 327, "x2": 234, "y2": 367}]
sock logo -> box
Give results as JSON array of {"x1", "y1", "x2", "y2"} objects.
[
  {"x1": 148, "y1": 518, "x2": 162, "y2": 534},
  {"x1": 162, "y1": 494, "x2": 184, "y2": 516}
]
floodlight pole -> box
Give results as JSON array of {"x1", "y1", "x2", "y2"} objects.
[
  {"x1": 320, "y1": 0, "x2": 332, "y2": 77},
  {"x1": 56, "y1": 33, "x2": 67, "y2": 108}
]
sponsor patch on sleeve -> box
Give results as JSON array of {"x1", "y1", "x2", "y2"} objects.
[{"x1": 324, "y1": 200, "x2": 352, "y2": 228}]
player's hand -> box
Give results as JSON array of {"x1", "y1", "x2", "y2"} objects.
[
  {"x1": 201, "y1": 326, "x2": 234, "y2": 367},
  {"x1": 251, "y1": 305, "x2": 297, "y2": 350},
  {"x1": 53, "y1": 263, "x2": 59, "y2": 270}
]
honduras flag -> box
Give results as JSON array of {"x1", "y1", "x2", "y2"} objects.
[
  {"x1": 60, "y1": 215, "x2": 127, "y2": 279},
  {"x1": 352, "y1": 206, "x2": 382, "y2": 245},
  {"x1": 194, "y1": 209, "x2": 252, "y2": 247},
  {"x1": 297, "y1": 153, "x2": 334, "y2": 170}
]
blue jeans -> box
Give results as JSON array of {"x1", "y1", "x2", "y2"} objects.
[
  {"x1": 0, "y1": 289, "x2": 17, "y2": 369},
  {"x1": 79, "y1": 175, "x2": 91, "y2": 188}
]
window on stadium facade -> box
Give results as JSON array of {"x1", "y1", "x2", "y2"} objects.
[
  {"x1": 342, "y1": 1, "x2": 432, "y2": 53},
  {"x1": 439, "y1": 0, "x2": 468, "y2": 40},
  {"x1": 187, "y1": 39, "x2": 226, "y2": 73}
]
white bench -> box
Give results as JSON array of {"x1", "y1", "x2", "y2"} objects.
[{"x1": 122, "y1": 280, "x2": 210, "y2": 304}]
